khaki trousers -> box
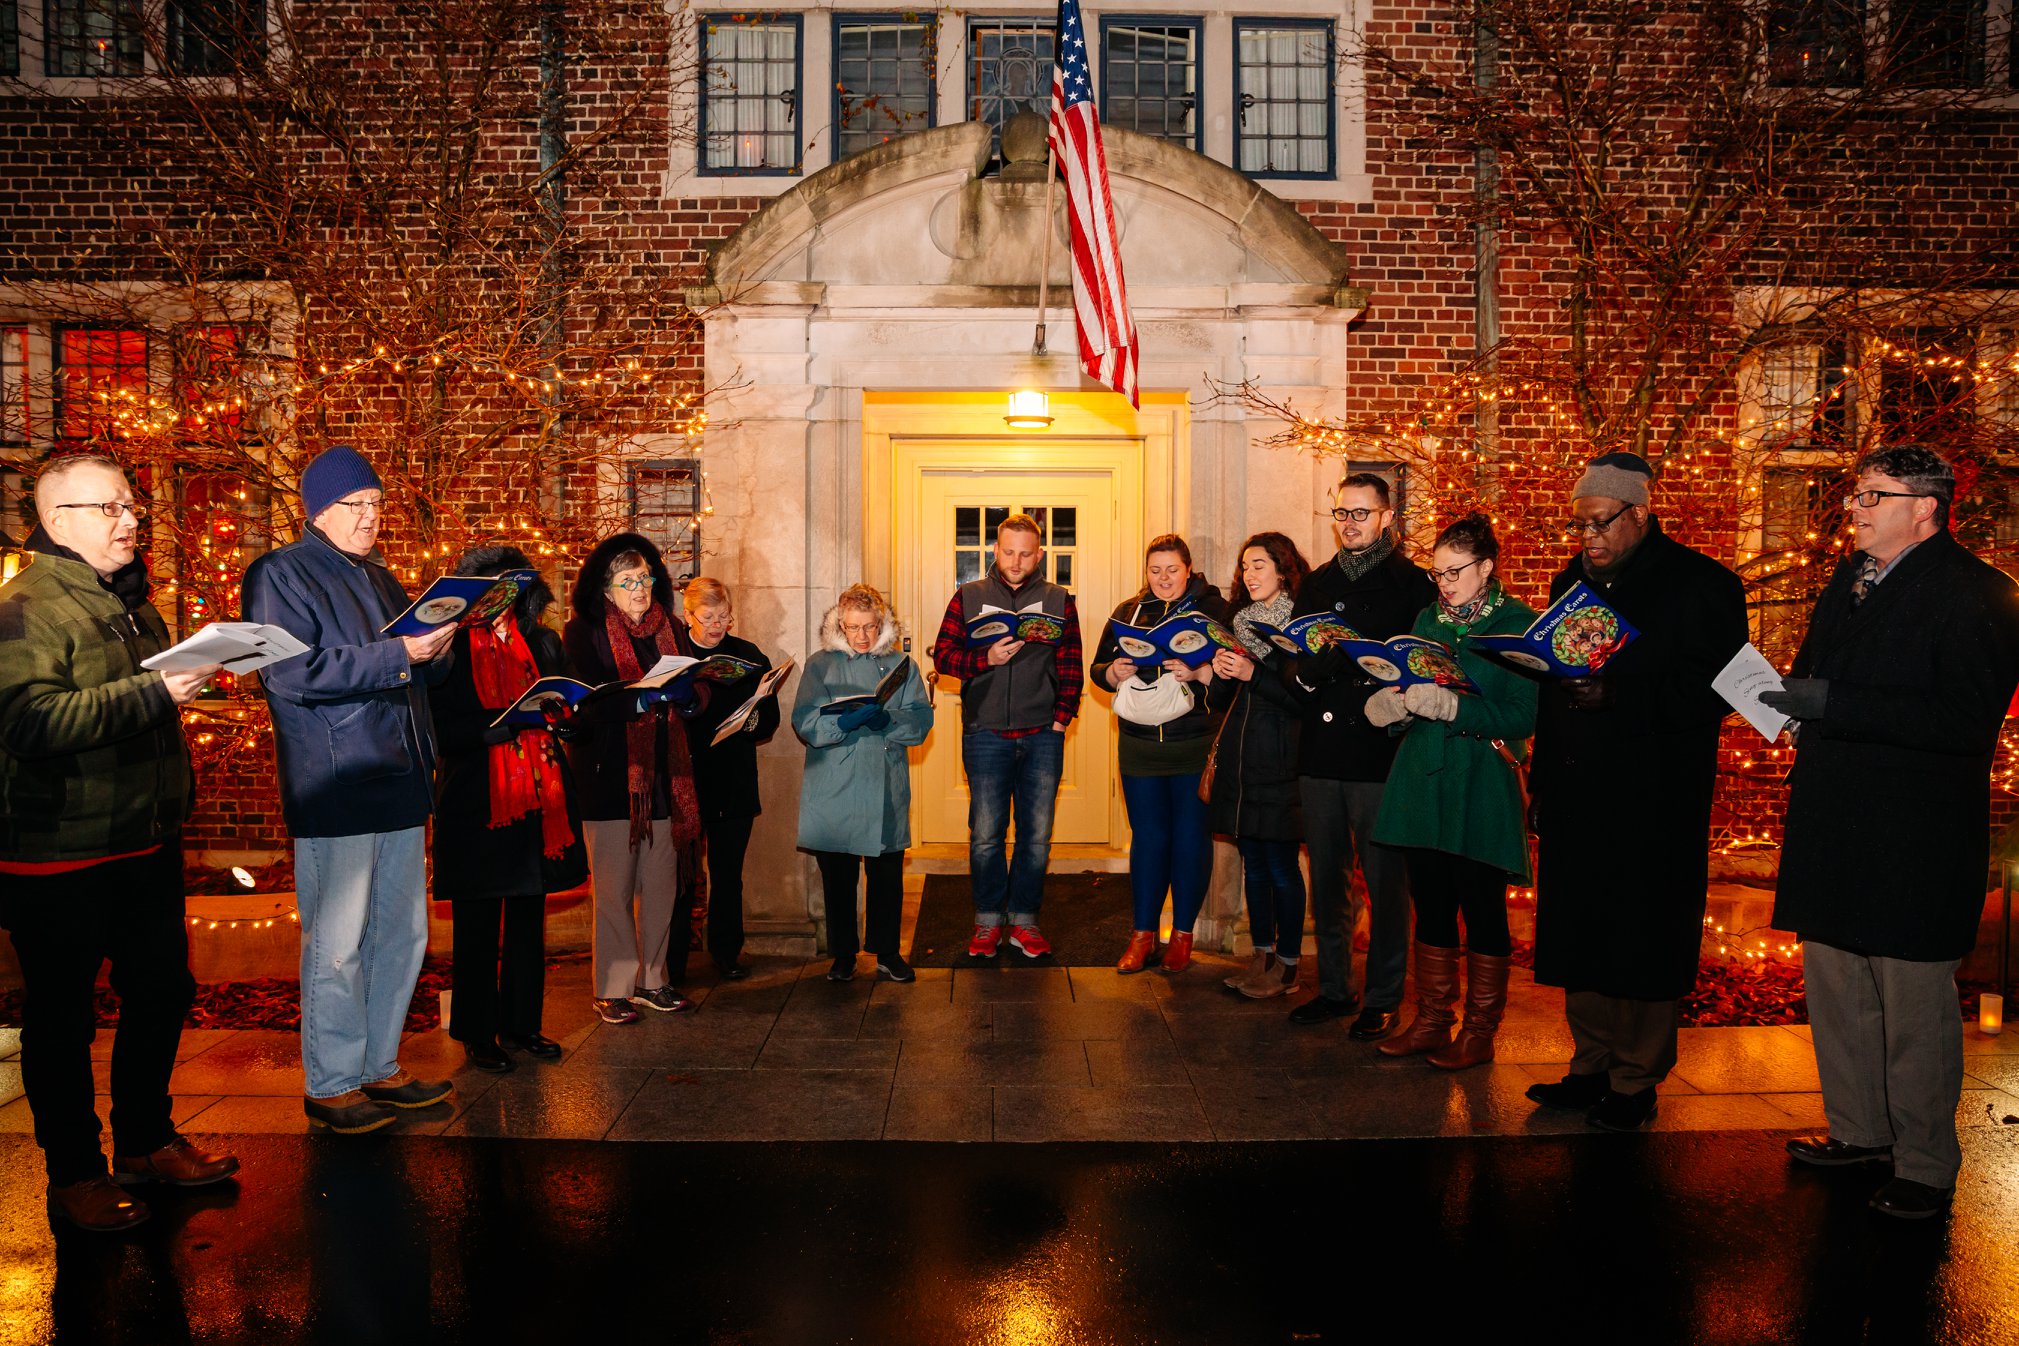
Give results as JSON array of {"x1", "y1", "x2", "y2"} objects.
[
  {"x1": 1567, "y1": 991, "x2": 1679, "y2": 1094},
  {"x1": 585, "y1": 819, "x2": 683, "y2": 1000}
]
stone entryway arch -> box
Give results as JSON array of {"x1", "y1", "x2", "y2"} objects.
[{"x1": 696, "y1": 118, "x2": 1366, "y2": 954}]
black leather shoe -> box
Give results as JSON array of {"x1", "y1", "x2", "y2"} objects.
[
  {"x1": 1868, "y1": 1177, "x2": 1952, "y2": 1221},
  {"x1": 1587, "y1": 1087, "x2": 1659, "y2": 1132},
  {"x1": 1287, "y1": 995, "x2": 1357, "y2": 1026},
  {"x1": 1526, "y1": 1072, "x2": 1610, "y2": 1111},
  {"x1": 715, "y1": 962, "x2": 752, "y2": 981},
  {"x1": 1786, "y1": 1135, "x2": 1892, "y2": 1168},
  {"x1": 1348, "y1": 1007, "x2": 1401, "y2": 1040},
  {"x1": 499, "y1": 1031, "x2": 563, "y2": 1060},
  {"x1": 463, "y1": 1040, "x2": 515, "y2": 1074},
  {"x1": 828, "y1": 956, "x2": 857, "y2": 982}
]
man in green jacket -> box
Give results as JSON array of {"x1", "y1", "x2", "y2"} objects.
[{"x1": 0, "y1": 453, "x2": 239, "y2": 1233}]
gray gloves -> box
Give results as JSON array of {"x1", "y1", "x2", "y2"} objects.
[
  {"x1": 1365, "y1": 686, "x2": 1411, "y2": 728},
  {"x1": 1760, "y1": 677, "x2": 1828, "y2": 721},
  {"x1": 1403, "y1": 682, "x2": 1460, "y2": 723}
]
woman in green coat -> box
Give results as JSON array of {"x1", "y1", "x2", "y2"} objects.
[
  {"x1": 1366, "y1": 514, "x2": 1537, "y2": 1070},
  {"x1": 792, "y1": 583, "x2": 934, "y2": 984}
]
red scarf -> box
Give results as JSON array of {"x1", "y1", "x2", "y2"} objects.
[
  {"x1": 602, "y1": 599, "x2": 701, "y2": 848},
  {"x1": 468, "y1": 619, "x2": 577, "y2": 859}
]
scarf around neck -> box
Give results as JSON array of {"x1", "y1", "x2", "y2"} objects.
[
  {"x1": 1434, "y1": 577, "x2": 1506, "y2": 631},
  {"x1": 469, "y1": 618, "x2": 577, "y2": 860},
  {"x1": 1335, "y1": 533, "x2": 1395, "y2": 583},
  {"x1": 1232, "y1": 590, "x2": 1295, "y2": 659},
  {"x1": 602, "y1": 600, "x2": 700, "y2": 849}
]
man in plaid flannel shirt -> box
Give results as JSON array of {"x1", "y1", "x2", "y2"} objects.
[{"x1": 931, "y1": 514, "x2": 1083, "y2": 958}]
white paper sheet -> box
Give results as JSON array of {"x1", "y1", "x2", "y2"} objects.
[{"x1": 1714, "y1": 642, "x2": 1790, "y2": 743}]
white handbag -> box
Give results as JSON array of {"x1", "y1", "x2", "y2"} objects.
[{"x1": 1113, "y1": 672, "x2": 1195, "y2": 726}]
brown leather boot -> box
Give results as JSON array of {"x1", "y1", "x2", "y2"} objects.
[
  {"x1": 112, "y1": 1137, "x2": 240, "y2": 1187},
  {"x1": 1428, "y1": 952, "x2": 1511, "y2": 1070},
  {"x1": 1162, "y1": 931, "x2": 1195, "y2": 972},
  {"x1": 1117, "y1": 930, "x2": 1159, "y2": 974},
  {"x1": 47, "y1": 1176, "x2": 150, "y2": 1232},
  {"x1": 1377, "y1": 943, "x2": 1461, "y2": 1057}
]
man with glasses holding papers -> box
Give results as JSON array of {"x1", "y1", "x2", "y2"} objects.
[
  {"x1": 1523, "y1": 452, "x2": 1746, "y2": 1132},
  {"x1": 0, "y1": 453, "x2": 239, "y2": 1231},
  {"x1": 243, "y1": 445, "x2": 458, "y2": 1135},
  {"x1": 1765, "y1": 446, "x2": 2019, "y2": 1220}
]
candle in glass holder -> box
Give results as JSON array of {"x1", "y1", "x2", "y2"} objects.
[{"x1": 1982, "y1": 992, "x2": 2004, "y2": 1036}]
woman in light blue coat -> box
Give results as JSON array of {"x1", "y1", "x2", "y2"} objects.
[{"x1": 793, "y1": 583, "x2": 934, "y2": 983}]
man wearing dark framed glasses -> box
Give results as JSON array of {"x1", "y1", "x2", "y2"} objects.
[
  {"x1": 1281, "y1": 471, "x2": 1435, "y2": 1039},
  {"x1": 1524, "y1": 451, "x2": 1747, "y2": 1134},
  {"x1": 1766, "y1": 445, "x2": 2019, "y2": 1220}
]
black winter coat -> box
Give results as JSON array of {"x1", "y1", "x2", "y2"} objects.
[
  {"x1": 1773, "y1": 531, "x2": 2019, "y2": 960},
  {"x1": 431, "y1": 620, "x2": 588, "y2": 900},
  {"x1": 680, "y1": 632, "x2": 780, "y2": 821},
  {"x1": 1088, "y1": 575, "x2": 1232, "y2": 746},
  {"x1": 1204, "y1": 649, "x2": 1304, "y2": 841},
  {"x1": 1281, "y1": 547, "x2": 1436, "y2": 781},
  {"x1": 1529, "y1": 521, "x2": 1748, "y2": 1000}
]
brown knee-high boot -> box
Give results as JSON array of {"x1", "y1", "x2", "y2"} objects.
[
  {"x1": 1377, "y1": 943, "x2": 1461, "y2": 1057},
  {"x1": 1427, "y1": 951, "x2": 1510, "y2": 1070}
]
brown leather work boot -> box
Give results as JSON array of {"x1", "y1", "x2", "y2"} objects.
[
  {"x1": 113, "y1": 1137, "x2": 241, "y2": 1187},
  {"x1": 48, "y1": 1176, "x2": 150, "y2": 1232},
  {"x1": 1427, "y1": 952, "x2": 1511, "y2": 1070},
  {"x1": 1377, "y1": 943, "x2": 1462, "y2": 1058}
]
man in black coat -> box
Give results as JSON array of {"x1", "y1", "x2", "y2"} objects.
[
  {"x1": 1281, "y1": 473, "x2": 1436, "y2": 1037},
  {"x1": 1524, "y1": 453, "x2": 1748, "y2": 1132},
  {"x1": 1765, "y1": 445, "x2": 2019, "y2": 1221}
]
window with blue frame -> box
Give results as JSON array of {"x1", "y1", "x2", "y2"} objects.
[
  {"x1": 1233, "y1": 19, "x2": 1333, "y2": 179},
  {"x1": 1099, "y1": 18, "x2": 1200, "y2": 150},
  {"x1": 700, "y1": 13, "x2": 802, "y2": 176},
  {"x1": 967, "y1": 17, "x2": 1056, "y2": 161},
  {"x1": 834, "y1": 14, "x2": 935, "y2": 159}
]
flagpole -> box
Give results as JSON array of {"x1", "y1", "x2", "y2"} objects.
[{"x1": 1034, "y1": 136, "x2": 1058, "y2": 356}]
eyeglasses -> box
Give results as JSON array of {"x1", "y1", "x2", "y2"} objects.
[
  {"x1": 327, "y1": 497, "x2": 384, "y2": 516},
  {"x1": 607, "y1": 575, "x2": 652, "y2": 593},
  {"x1": 1562, "y1": 504, "x2": 1636, "y2": 539},
  {"x1": 1427, "y1": 557, "x2": 1487, "y2": 584},
  {"x1": 840, "y1": 620, "x2": 882, "y2": 637},
  {"x1": 55, "y1": 501, "x2": 147, "y2": 520},
  {"x1": 1842, "y1": 489, "x2": 1928, "y2": 510},
  {"x1": 1330, "y1": 507, "x2": 1383, "y2": 523}
]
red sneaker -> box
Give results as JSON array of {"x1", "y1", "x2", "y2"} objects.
[
  {"x1": 1008, "y1": 924, "x2": 1052, "y2": 958},
  {"x1": 967, "y1": 924, "x2": 1005, "y2": 958}
]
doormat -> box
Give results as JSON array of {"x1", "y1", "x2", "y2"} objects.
[{"x1": 910, "y1": 871, "x2": 1135, "y2": 968}]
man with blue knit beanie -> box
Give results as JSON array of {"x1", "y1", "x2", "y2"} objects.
[{"x1": 243, "y1": 445, "x2": 460, "y2": 1133}]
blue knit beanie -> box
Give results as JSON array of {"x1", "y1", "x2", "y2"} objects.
[{"x1": 301, "y1": 445, "x2": 383, "y2": 521}]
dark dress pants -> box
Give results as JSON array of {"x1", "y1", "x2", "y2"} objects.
[
  {"x1": 704, "y1": 814, "x2": 754, "y2": 969},
  {"x1": 449, "y1": 894, "x2": 546, "y2": 1042},
  {"x1": 0, "y1": 843, "x2": 193, "y2": 1184},
  {"x1": 816, "y1": 851, "x2": 904, "y2": 959}
]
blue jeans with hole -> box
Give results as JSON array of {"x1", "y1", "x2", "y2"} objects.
[
  {"x1": 294, "y1": 827, "x2": 429, "y2": 1099},
  {"x1": 1121, "y1": 772, "x2": 1214, "y2": 934},
  {"x1": 1238, "y1": 836, "x2": 1306, "y2": 957},
  {"x1": 964, "y1": 729, "x2": 1065, "y2": 925}
]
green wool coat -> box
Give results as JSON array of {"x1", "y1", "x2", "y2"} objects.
[
  {"x1": 0, "y1": 550, "x2": 192, "y2": 861},
  {"x1": 1369, "y1": 589, "x2": 1538, "y2": 881}
]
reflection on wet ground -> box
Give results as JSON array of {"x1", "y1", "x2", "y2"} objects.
[{"x1": 3, "y1": 1128, "x2": 2016, "y2": 1345}]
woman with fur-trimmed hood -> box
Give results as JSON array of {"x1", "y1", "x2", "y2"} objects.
[
  {"x1": 562, "y1": 532, "x2": 708, "y2": 1025},
  {"x1": 431, "y1": 545, "x2": 586, "y2": 1072},
  {"x1": 791, "y1": 583, "x2": 934, "y2": 984}
]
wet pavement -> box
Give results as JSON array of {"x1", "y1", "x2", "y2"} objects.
[{"x1": 3, "y1": 1128, "x2": 2017, "y2": 1345}]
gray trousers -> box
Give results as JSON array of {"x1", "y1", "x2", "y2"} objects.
[
  {"x1": 1804, "y1": 940, "x2": 1964, "y2": 1188},
  {"x1": 1300, "y1": 776, "x2": 1411, "y2": 1009},
  {"x1": 585, "y1": 819, "x2": 683, "y2": 1000},
  {"x1": 1567, "y1": 992, "x2": 1679, "y2": 1094}
]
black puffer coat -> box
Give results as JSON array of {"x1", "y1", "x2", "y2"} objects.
[
  {"x1": 681, "y1": 631, "x2": 780, "y2": 821},
  {"x1": 431, "y1": 546, "x2": 587, "y2": 899},
  {"x1": 1204, "y1": 647, "x2": 1304, "y2": 841}
]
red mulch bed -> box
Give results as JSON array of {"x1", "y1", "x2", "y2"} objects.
[{"x1": 0, "y1": 952, "x2": 591, "y2": 1034}]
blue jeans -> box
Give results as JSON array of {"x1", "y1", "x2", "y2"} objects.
[
  {"x1": 1121, "y1": 772, "x2": 1213, "y2": 934},
  {"x1": 294, "y1": 827, "x2": 429, "y2": 1099},
  {"x1": 964, "y1": 729, "x2": 1065, "y2": 925},
  {"x1": 1238, "y1": 836, "x2": 1306, "y2": 958}
]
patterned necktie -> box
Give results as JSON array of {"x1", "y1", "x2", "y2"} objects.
[{"x1": 1850, "y1": 554, "x2": 1881, "y2": 606}]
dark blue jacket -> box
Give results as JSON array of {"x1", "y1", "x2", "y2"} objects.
[{"x1": 242, "y1": 528, "x2": 451, "y2": 838}]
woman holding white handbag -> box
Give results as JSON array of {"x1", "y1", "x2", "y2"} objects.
[{"x1": 1089, "y1": 535, "x2": 1231, "y2": 973}]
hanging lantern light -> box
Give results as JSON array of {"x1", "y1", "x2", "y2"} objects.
[{"x1": 1004, "y1": 390, "x2": 1053, "y2": 430}]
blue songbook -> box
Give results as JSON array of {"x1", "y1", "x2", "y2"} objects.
[
  {"x1": 487, "y1": 677, "x2": 600, "y2": 729},
  {"x1": 382, "y1": 570, "x2": 539, "y2": 637},
  {"x1": 1339, "y1": 635, "x2": 1478, "y2": 693},
  {"x1": 1469, "y1": 582, "x2": 1638, "y2": 677},
  {"x1": 1107, "y1": 612, "x2": 1243, "y2": 669}
]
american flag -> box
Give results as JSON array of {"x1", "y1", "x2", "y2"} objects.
[{"x1": 1048, "y1": 0, "x2": 1139, "y2": 408}]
